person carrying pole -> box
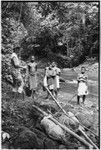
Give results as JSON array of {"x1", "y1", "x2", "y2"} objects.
[
  {"x1": 27, "y1": 56, "x2": 37, "y2": 99},
  {"x1": 43, "y1": 62, "x2": 61, "y2": 99},
  {"x1": 77, "y1": 66, "x2": 88, "y2": 105}
]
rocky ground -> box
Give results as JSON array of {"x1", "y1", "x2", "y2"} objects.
[{"x1": 2, "y1": 62, "x2": 99, "y2": 149}]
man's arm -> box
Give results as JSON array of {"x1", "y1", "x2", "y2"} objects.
[
  {"x1": 12, "y1": 57, "x2": 20, "y2": 68},
  {"x1": 77, "y1": 75, "x2": 80, "y2": 88},
  {"x1": 13, "y1": 57, "x2": 26, "y2": 69},
  {"x1": 85, "y1": 75, "x2": 88, "y2": 86},
  {"x1": 57, "y1": 68, "x2": 61, "y2": 76},
  {"x1": 35, "y1": 64, "x2": 37, "y2": 71},
  {"x1": 43, "y1": 68, "x2": 48, "y2": 87}
]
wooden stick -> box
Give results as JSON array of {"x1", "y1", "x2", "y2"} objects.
[
  {"x1": 45, "y1": 86, "x2": 98, "y2": 137},
  {"x1": 79, "y1": 127, "x2": 98, "y2": 149},
  {"x1": 45, "y1": 86, "x2": 69, "y2": 115},
  {"x1": 32, "y1": 105, "x2": 93, "y2": 149},
  {"x1": 68, "y1": 93, "x2": 77, "y2": 103}
]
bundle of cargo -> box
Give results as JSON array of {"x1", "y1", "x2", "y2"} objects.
[{"x1": 33, "y1": 104, "x2": 98, "y2": 149}]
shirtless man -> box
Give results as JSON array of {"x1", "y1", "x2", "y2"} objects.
[{"x1": 27, "y1": 56, "x2": 37, "y2": 99}]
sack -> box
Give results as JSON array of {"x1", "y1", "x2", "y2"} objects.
[
  {"x1": 41, "y1": 117, "x2": 65, "y2": 141},
  {"x1": 59, "y1": 112, "x2": 79, "y2": 131},
  {"x1": 25, "y1": 86, "x2": 32, "y2": 97}
]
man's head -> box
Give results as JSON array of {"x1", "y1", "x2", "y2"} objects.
[
  {"x1": 31, "y1": 56, "x2": 35, "y2": 62},
  {"x1": 47, "y1": 62, "x2": 51, "y2": 66},
  {"x1": 81, "y1": 66, "x2": 86, "y2": 74},
  {"x1": 13, "y1": 47, "x2": 20, "y2": 54},
  {"x1": 51, "y1": 62, "x2": 56, "y2": 67},
  {"x1": 19, "y1": 56, "x2": 22, "y2": 60}
]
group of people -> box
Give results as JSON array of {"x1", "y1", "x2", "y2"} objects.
[
  {"x1": 11, "y1": 47, "x2": 37, "y2": 98},
  {"x1": 10, "y1": 47, "x2": 88, "y2": 104}
]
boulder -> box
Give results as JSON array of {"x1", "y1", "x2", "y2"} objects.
[
  {"x1": 32, "y1": 128, "x2": 59, "y2": 149},
  {"x1": 13, "y1": 127, "x2": 41, "y2": 149},
  {"x1": 41, "y1": 116, "x2": 66, "y2": 141},
  {"x1": 29, "y1": 107, "x2": 44, "y2": 126},
  {"x1": 75, "y1": 111, "x2": 94, "y2": 128},
  {"x1": 2, "y1": 131, "x2": 10, "y2": 142},
  {"x1": 2, "y1": 141, "x2": 10, "y2": 149},
  {"x1": 59, "y1": 144, "x2": 67, "y2": 149},
  {"x1": 44, "y1": 138, "x2": 59, "y2": 149},
  {"x1": 32, "y1": 128, "x2": 47, "y2": 140}
]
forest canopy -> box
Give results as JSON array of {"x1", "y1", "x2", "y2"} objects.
[{"x1": 2, "y1": 1, "x2": 99, "y2": 74}]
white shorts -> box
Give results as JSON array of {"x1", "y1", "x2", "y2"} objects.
[{"x1": 78, "y1": 82, "x2": 88, "y2": 96}]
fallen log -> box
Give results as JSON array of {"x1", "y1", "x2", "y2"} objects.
[{"x1": 32, "y1": 105, "x2": 93, "y2": 149}]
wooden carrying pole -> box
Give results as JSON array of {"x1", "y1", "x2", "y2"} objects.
[
  {"x1": 79, "y1": 127, "x2": 98, "y2": 149},
  {"x1": 32, "y1": 105, "x2": 93, "y2": 149},
  {"x1": 45, "y1": 86, "x2": 98, "y2": 149},
  {"x1": 45, "y1": 86, "x2": 69, "y2": 115}
]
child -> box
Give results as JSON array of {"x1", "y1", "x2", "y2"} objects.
[{"x1": 77, "y1": 66, "x2": 88, "y2": 104}]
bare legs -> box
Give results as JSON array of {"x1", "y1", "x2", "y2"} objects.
[
  {"x1": 45, "y1": 89, "x2": 59, "y2": 100},
  {"x1": 77, "y1": 95, "x2": 86, "y2": 105},
  {"x1": 77, "y1": 95, "x2": 80, "y2": 104},
  {"x1": 82, "y1": 95, "x2": 86, "y2": 103},
  {"x1": 32, "y1": 90, "x2": 36, "y2": 99},
  {"x1": 54, "y1": 88, "x2": 59, "y2": 99}
]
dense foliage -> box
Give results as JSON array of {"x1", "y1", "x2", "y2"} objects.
[{"x1": 2, "y1": 2, "x2": 99, "y2": 73}]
